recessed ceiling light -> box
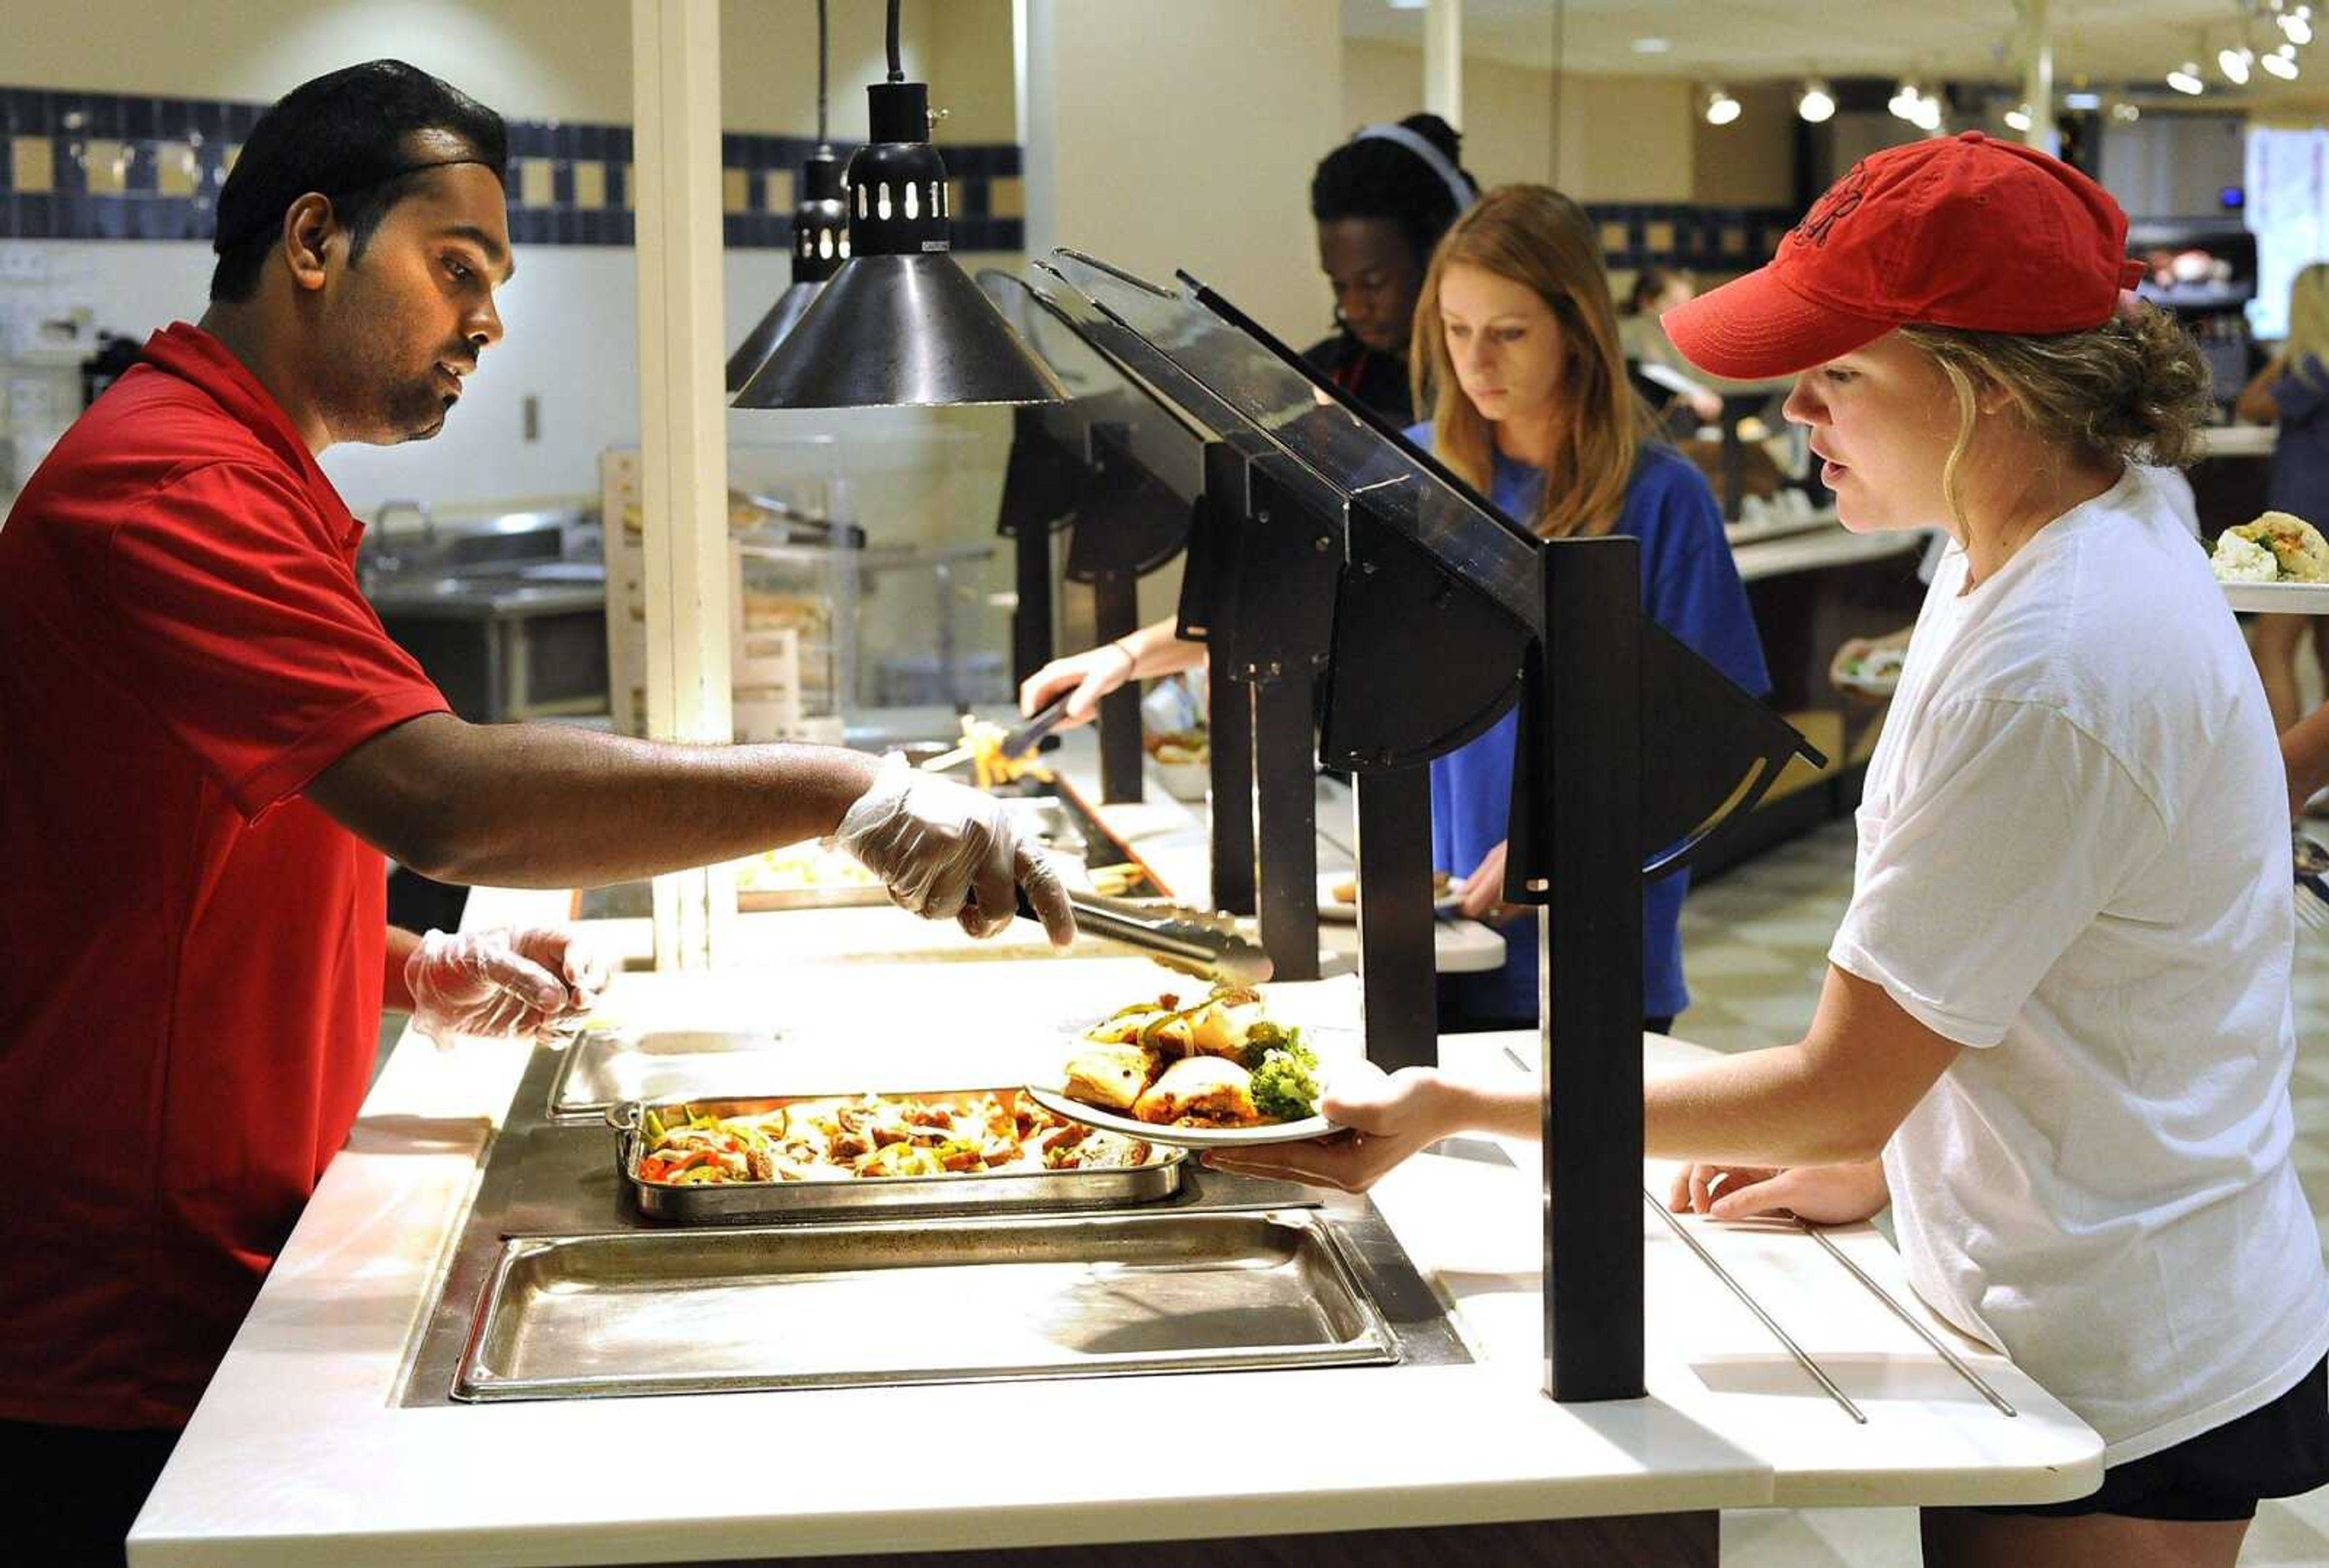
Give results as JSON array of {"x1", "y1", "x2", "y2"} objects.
[{"x1": 1632, "y1": 36, "x2": 1672, "y2": 53}]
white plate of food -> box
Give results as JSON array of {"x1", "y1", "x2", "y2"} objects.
[
  {"x1": 1833, "y1": 644, "x2": 1905, "y2": 697},
  {"x1": 1029, "y1": 983, "x2": 1338, "y2": 1148},
  {"x1": 1316, "y1": 870, "x2": 1462, "y2": 923}
]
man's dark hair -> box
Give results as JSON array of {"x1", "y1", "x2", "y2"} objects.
[
  {"x1": 210, "y1": 60, "x2": 507, "y2": 303},
  {"x1": 1310, "y1": 113, "x2": 1476, "y2": 270}
]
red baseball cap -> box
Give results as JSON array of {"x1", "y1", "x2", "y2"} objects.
[{"x1": 1664, "y1": 131, "x2": 2146, "y2": 380}]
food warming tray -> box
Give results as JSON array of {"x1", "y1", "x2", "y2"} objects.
[
  {"x1": 452, "y1": 1206, "x2": 1396, "y2": 1402},
  {"x1": 608, "y1": 1091, "x2": 1186, "y2": 1223},
  {"x1": 545, "y1": 1029, "x2": 791, "y2": 1120}
]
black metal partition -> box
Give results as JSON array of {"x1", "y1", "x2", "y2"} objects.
[
  {"x1": 984, "y1": 272, "x2": 1198, "y2": 804},
  {"x1": 1017, "y1": 249, "x2": 1824, "y2": 1405}
]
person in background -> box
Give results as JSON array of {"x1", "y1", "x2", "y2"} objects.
[
  {"x1": 1218, "y1": 133, "x2": 2328, "y2": 1566},
  {"x1": 1619, "y1": 264, "x2": 1724, "y2": 434},
  {"x1": 0, "y1": 62, "x2": 1069, "y2": 1563},
  {"x1": 2237, "y1": 263, "x2": 2329, "y2": 736},
  {"x1": 1306, "y1": 113, "x2": 1480, "y2": 428},
  {"x1": 1019, "y1": 115, "x2": 1479, "y2": 724},
  {"x1": 1402, "y1": 186, "x2": 1767, "y2": 1033}
]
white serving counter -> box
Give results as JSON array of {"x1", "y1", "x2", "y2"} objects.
[{"x1": 129, "y1": 735, "x2": 2100, "y2": 1563}]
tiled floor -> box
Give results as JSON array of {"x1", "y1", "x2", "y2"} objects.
[{"x1": 1683, "y1": 816, "x2": 2329, "y2": 1565}]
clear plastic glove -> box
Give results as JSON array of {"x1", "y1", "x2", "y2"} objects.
[
  {"x1": 828, "y1": 752, "x2": 1077, "y2": 944},
  {"x1": 1017, "y1": 642, "x2": 1135, "y2": 730},
  {"x1": 405, "y1": 926, "x2": 610, "y2": 1048}
]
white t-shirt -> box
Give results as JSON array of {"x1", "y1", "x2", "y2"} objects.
[{"x1": 1832, "y1": 465, "x2": 2329, "y2": 1465}]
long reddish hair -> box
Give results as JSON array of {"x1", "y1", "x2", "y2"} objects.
[{"x1": 1411, "y1": 184, "x2": 1647, "y2": 539}]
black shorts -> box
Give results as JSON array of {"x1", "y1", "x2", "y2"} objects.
[{"x1": 1970, "y1": 1354, "x2": 2329, "y2": 1523}]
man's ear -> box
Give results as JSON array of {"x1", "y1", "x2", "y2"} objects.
[{"x1": 281, "y1": 193, "x2": 337, "y2": 294}]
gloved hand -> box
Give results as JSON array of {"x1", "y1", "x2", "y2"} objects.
[
  {"x1": 405, "y1": 926, "x2": 610, "y2": 1047},
  {"x1": 828, "y1": 752, "x2": 1077, "y2": 944}
]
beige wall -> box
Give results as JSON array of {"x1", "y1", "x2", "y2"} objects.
[
  {"x1": 1691, "y1": 82, "x2": 1796, "y2": 206},
  {"x1": 1023, "y1": 0, "x2": 1342, "y2": 346},
  {"x1": 0, "y1": 0, "x2": 1016, "y2": 143},
  {"x1": 1343, "y1": 41, "x2": 1698, "y2": 201}
]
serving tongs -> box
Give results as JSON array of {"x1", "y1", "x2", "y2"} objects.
[{"x1": 1018, "y1": 886, "x2": 1272, "y2": 985}]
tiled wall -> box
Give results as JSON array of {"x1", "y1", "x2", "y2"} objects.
[
  {"x1": 1588, "y1": 203, "x2": 1798, "y2": 274},
  {"x1": 0, "y1": 86, "x2": 1026, "y2": 252}
]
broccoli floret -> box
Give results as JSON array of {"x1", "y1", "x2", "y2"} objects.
[
  {"x1": 1240, "y1": 1021, "x2": 1312, "y2": 1071},
  {"x1": 1249, "y1": 1047, "x2": 1322, "y2": 1121}
]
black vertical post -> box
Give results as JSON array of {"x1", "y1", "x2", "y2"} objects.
[
  {"x1": 1538, "y1": 536, "x2": 1645, "y2": 1403},
  {"x1": 1353, "y1": 765, "x2": 1436, "y2": 1070},
  {"x1": 1252, "y1": 675, "x2": 1320, "y2": 982},
  {"x1": 1011, "y1": 521, "x2": 1052, "y2": 688},
  {"x1": 1091, "y1": 572, "x2": 1144, "y2": 804},
  {"x1": 1208, "y1": 670, "x2": 1257, "y2": 916}
]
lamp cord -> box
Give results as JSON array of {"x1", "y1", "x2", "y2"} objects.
[
  {"x1": 816, "y1": 0, "x2": 829, "y2": 144},
  {"x1": 886, "y1": 0, "x2": 903, "y2": 82}
]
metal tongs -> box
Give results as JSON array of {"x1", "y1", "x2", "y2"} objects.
[{"x1": 1015, "y1": 886, "x2": 1272, "y2": 985}]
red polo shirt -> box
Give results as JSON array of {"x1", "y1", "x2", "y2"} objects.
[{"x1": 0, "y1": 323, "x2": 449, "y2": 1429}]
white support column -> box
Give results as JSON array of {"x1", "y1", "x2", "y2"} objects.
[
  {"x1": 630, "y1": 0, "x2": 735, "y2": 970},
  {"x1": 1424, "y1": 0, "x2": 1464, "y2": 128},
  {"x1": 2021, "y1": 0, "x2": 2057, "y2": 155}
]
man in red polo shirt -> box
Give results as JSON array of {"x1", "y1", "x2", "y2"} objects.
[{"x1": 0, "y1": 62, "x2": 1070, "y2": 1561}]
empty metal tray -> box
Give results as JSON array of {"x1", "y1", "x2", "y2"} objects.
[
  {"x1": 545, "y1": 1029, "x2": 790, "y2": 1119},
  {"x1": 453, "y1": 1206, "x2": 1395, "y2": 1401}
]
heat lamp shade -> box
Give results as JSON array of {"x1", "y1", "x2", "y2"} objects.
[
  {"x1": 732, "y1": 252, "x2": 1068, "y2": 409},
  {"x1": 724, "y1": 280, "x2": 827, "y2": 396}
]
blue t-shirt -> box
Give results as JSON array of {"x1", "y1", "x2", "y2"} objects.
[{"x1": 1409, "y1": 425, "x2": 1770, "y2": 1022}]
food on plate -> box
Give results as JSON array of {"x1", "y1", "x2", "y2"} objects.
[
  {"x1": 634, "y1": 1090, "x2": 1158, "y2": 1184},
  {"x1": 1058, "y1": 984, "x2": 1324, "y2": 1126},
  {"x1": 2211, "y1": 532, "x2": 2278, "y2": 584},
  {"x1": 1134, "y1": 1055, "x2": 1260, "y2": 1126},
  {"x1": 2219, "y1": 512, "x2": 2329, "y2": 584},
  {"x1": 1146, "y1": 727, "x2": 1210, "y2": 766},
  {"x1": 1835, "y1": 645, "x2": 1907, "y2": 691},
  {"x1": 1329, "y1": 869, "x2": 1452, "y2": 904},
  {"x1": 1061, "y1": 1041, "x2": 1153, "y2": 1112}
]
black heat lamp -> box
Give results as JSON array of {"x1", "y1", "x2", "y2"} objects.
[
  {"x1": 725, "y1": 0, "x2": 850, "y2": 395},
  {"x1": 733, "y1": 0, "x2": 1064, "y2": 409}
]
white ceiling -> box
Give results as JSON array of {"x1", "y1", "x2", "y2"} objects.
[{"x1": 1342, "y1": 0, "x2": 2329, "y2": 107}]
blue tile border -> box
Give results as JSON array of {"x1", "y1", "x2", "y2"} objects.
[
  {"x1": 0, "y1": 84, "x2": 1024, "y2": 254},
  {"x1": 1586, "y1": 201, "x2": 1796, "y2": 272}
]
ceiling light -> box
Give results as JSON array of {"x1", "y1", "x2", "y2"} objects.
[
  {"x1": 2220, "y1": 45, "x2": 2254, "y2": 85},
  {"x1": 1703, "y1": 86, "x2": 1742, "y2": 126},
  {"x1": 2282, "y1": 8, "x2": 2314, "y2": 45},
  {"x1": 2264, "y1": 43, "x2": 2302, "y2": 78},
  {"x1": 2110, "y1": 100, "x2": 2142, "y2": 121},
  {"x1": 1796, "y1": 79, "x2": 1837, "y2": 123},
  {"x1": 1888, "y1": 80, "x2": 1924, "y2": 120},
  {"x1": 2005, "y1": 104, "x2": 2032, "y2": 132},
  {"x1": 2168, "y1": 61, "x2": 2207, "y2": 93},
  {"x1": 1632, "y1": 36, "x2": 1672, "y2": 53},
  {"x1": 1910, "y1": 95, "x2": 1944, "y2": 131}
]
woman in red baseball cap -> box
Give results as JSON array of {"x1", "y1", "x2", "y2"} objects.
[{"x1": 1222, "y1": 133, "x2": 2328, "y2": 1563}]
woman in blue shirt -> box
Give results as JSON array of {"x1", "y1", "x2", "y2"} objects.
[{"x1": 1407, "y1": 184, "x2": 1768, "y2": 1032}]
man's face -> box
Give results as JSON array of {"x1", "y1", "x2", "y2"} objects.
[
  {"x1": 1317, "y1": 217, "x2": 1423, "y2": 357},
  {"x1": 307, "y1": 143, "x2": 513, "y2": 446}
]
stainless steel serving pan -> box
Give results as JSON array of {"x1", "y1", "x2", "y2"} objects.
[
  {"x1": 453, "y1": 1206, "x2": 1395, "y2": 1402},
  {"x1": 545, "y1": 1029, "x2": 791, "y2": 1120},
  {"x1": 608, "y1": 1089, "x2": 1185, "y2": 1223}
]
